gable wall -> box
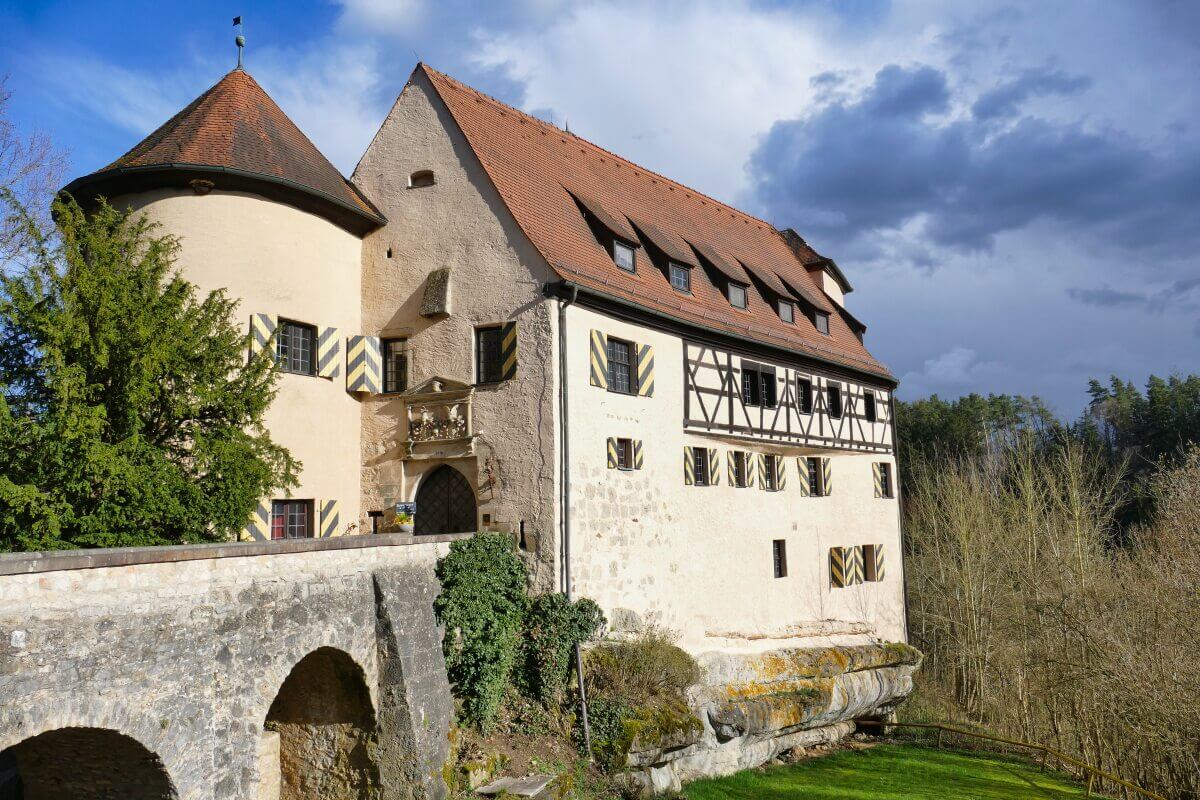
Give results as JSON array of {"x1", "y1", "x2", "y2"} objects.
[{"x1": 352, "y1": 71, "x2": 561, "y2": 588}]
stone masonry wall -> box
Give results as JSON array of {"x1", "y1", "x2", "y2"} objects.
[{"x1": 0, "y1": 536, "x2": 456, "y2": 800}]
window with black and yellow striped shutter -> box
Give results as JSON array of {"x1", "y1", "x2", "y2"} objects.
[
  {"x1": 848, "y1": 545, "x2": 865, "y2": 584},
  {"x1": 707, "y1": 448, "x2": 720, "y2": 485},
  {"x1": 318, "y1": 499, "x2": 341, "y2": 538},
  {"x1": 872, "y1": 544, "x2": 885, "y2": 581},
  {"x1": 636, "y1": 343, "x2": 655, "y2": 396},
  {"x1": 499, "y1": 321, "x2": 518, "y2": 380},
  {"x1": 774, "y1": 456, "x2": 786, "y2": 490},
  {"x1": 243, "y1": 500, "x2": 271, "y2": 541},
  {"x1": 317, "y1": 326, "x2": 341, "y2": 378},
  {"x1": 872, "y1": 463, "x2": 884, "y2": 497},
  {"x1": 829, "y1": 546, "x2": 848, "y2": 588},
  {"x1": 589, "y1": 330, "x2": 608, "y2": 388},
  {"x1": 249, "y1": 313, "x2": 277, "y2": 361},
  {"x1": 607, "y1": 437, "x2": 619, "y2": 469},
  {"x1": 822, "y1": 457, "x2": 833, "y2": 496},
  {"x1": 796, "y1": 457, "x2": 812, "y2": 496},
  {"x1": 346, "y1": 335, "x2": 382, "y2": 393},
  {"x1": 632, "y1": 439, "x2": 644, "y2": 470},
  {"x1": 683, "y1": 446, "x2": 694, "y2": 485}
]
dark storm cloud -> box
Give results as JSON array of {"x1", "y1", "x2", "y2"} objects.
[
  {"x1": 1067, "y1": 278, "x2": 1200, "y2": 312},
  {"x1": 748, "y1": 63, "x2": 1200, "y2": 257},
  {"x1": 971, "y1": 68, "x2": 1091, "y2": 120}
]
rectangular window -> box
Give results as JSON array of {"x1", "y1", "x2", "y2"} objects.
[
  {"x1": 607, "y1": 337, "x2": 636, "y2": 394},
  {"x1": 733, "y1": 451, "x2": 748, "y2": 487},
  {"x1": 613, "y1": 240, "x2": 636, "y2": 272},
  {"x1": 615, "y1": 437, "x2": 633, "y2": 470},
  {"x1": 728, "y1": 283, "x2": 748, "y2": 309},
  {"x1": 806, "y1": 457, "x2": 822, "y2": 495},
  {"x1": 761, "y1": 370, "x2": 777, "y2": 409},
  {"x1": 773, "y1": 539, "x2": 788, "y2": 578},
  {"x1": 828, "y1": 385, "x2": 843, "y2": 419},
  {"x1": 862, "y1": 544, "x2": 879, "y2": 582},
  {"x1": 778, "y1": 300, "x2": 794, "y2": 323},
  {"x1": 693, "y1": 447, "x2": 710, "y2": 487},
  {"x1": 814, "y1": 311, "x2": 830, "y2": 335},
  {"x1": 863, "y1": 392, "x2": 877, "y2": 422},
  {"x1": 270, "y1": 499, "x2": 313, "y2": 540},
  {"x1": 276, "y1": 319, "x2": 316, "y2": 375},
  {"x1": 879, "y1": 463, "x2": 893, "y2": 498},
  {"x1": 475, "y1": 326, "x2": 505, "y2": 384},
  {"x1": 382, "y1": 338, "x2": 408, "y2": 394},
  {"x1": 798, "y1": 378, "x2": 813, "y2": 414},
  {"x1": 741, "y1": 367, "x2": 761, "y2": 406},
  {"x1": 763, "y1": 454, "x2": 778, "y2": 491},
  {"x1": 669, "y1": 262, "x2": 691, "y2": 293}
]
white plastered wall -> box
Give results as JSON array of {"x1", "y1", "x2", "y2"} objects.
[
  {"x1": 562, "y1": 302, "x2": 906, "y2": 653},
  {"x1": 111, "y1": 189, "x2": 364, "y2": 531}
]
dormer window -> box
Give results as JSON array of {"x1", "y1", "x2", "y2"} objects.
[
  {"x1": 612, "y1": 240, "x2": 636, "y2": 272},
  {"x1": 728, "y1": 283, "x2": 748, "y2": 309},
  {"x1": 669, "y1": 262, "x2": 691, "y2": 293},
  {"x1": 814, "y1": 311, "x2": 830, "y2": 335},
  {"x1": 778, "y1": 300, "x2": 794, "y2": 323},
  {"x1": 408, "y1": 169, "x2": 435, "y2": 188}
]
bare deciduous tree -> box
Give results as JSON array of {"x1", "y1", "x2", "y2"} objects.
[{"x1": 1, "y1": 76, "x2": 68, "y2": 264}]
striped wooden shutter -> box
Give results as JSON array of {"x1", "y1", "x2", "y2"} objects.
[
  {"x1": 243, "y1": 500, "x2": 270, "y2": 542},
  {"x1": 872, "y1": 463, "x2": 883, "y2": 498},
  {"x1": 633, "y1": 440, "x2": 644, "y2": 470},
  {"x1": 829, "y1": 546, "x2": 847, "y2": 588},
  {"x1": 317, "y1": 326, "x2": 341, "y2": 378},
  {"x1": 683, "y1": 446, "x2": 694, "y2": 485},
  {"x1": 589, "y1": 330, "x2": 608, "y2": 388},
  {"x1": 607, "y1": 437, "x2": 618, "y2": 469},
  {"x1": 726, "y1": 451, "x2": 735, "y2": 485},
  {"x1": 757, "y1": 454, "x2": 767, "y2": 490},
  {"x1": 796, "y1": 458, "x2": 811, "y2": 496},
  {"x1": 249, "y1": 313, "x2": 276, "y2": 360},
  {"x1": 849, "y1": 545, "x2": 865, "y2": 584},
  {"x1": 707, "y1": 448, "x2": 720, "y2": 485},
  {"x1": 775, "y1": 456, "x2": 786, "y2": 490},
  {"x1": 746, "y1": 453, "x2": 756, "y2": 487},
  {"x1": 318, "y1": 499, "x2": 341, "y2": 538},
  {"x1": 873, "y1": 544, "x2": 885, "y2": 581},
  {"x1": 636, "y1": 344, "x2": 655, "y2": 397},
  {"x1": 822, "y1": 458, "x2": 833, "y2": 496},
  {"x1": 346, "y1": 336, "x2": 382, "y2": 393},
  {"x1": 500, "y1": 321, "x2": 518, "y2": 380}
]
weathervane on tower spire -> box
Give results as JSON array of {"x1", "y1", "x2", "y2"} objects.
[{"x1": 233, "y1": 16, "x2": 245, "y2": 70}]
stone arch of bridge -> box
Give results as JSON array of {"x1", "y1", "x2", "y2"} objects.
[
  {"x1": 261, "y1": 646, "x2": 381, "y2": 800},
  {"x1": 0, "y1": 726, "x2": 177, "y2": 800}
]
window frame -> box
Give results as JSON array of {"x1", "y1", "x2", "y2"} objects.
[
  {"x1": 732, "y1": 451, "x2": 748, "y2": 487},
  {"x1": 693, "y1": 447, "x2": 710, "y2": 487},
  {"x1": 828, "y1": 385, "x2": 843, "y2": 419},
  {"x1": 669, "y1": 262, "x2": 692, "y2": 293},
  {"x1": 806, "y1": 457, "x2": 822, "y2": 496},
  {"x1": 270, "y1": 499, "x2": 314, "y2": 540},
  {"x1": 879, "y1": 463, "x2": 893, "y2": 499},
  {"x1": 606, "y1": 336, "x2": 638, "y2": 395},
  {"x1": 612, "y1": 239, "x2": 637, "y2": 273},
  {"x1": 772, "y1": 539, "x2": 788, "y2": 578},
  {"x1": 863, "y1": 392, "x2": 877, "y2": 422},
  {"x1": 763, "y1": 454, "x2": 779, "y2": 491},
  {"x1": 382, "y1": 337, "x2": 409, "y2": 395},
  {"x1": 797, "y1": 378, "x2": 814, "y2": 414},
  {"x1": 862, "y1": 544, "x2": 879, "y2": 582},
  {"x1": 275, "y1": 318, "x2": 317, "y2": 376},
  {"x1": 741, "y1": 364, "x2": 777, "y2": 409},
  {"x1": 727, "y1": 282, "x2": 748, "y2": 309},
  {"x1": 814, "y1": 311, "x2": 831, "y2": 335},
  {"x1": 615, "y1": 437, "x2": 634, "y2": 471},
  {"x1": 777, "y1": 299, "x2": 795, "y2": 324},
  {"x1": 474, "y1": 325, "x2": 506, "y2": 385}
]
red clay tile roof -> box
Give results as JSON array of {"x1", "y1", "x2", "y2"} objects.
[
  {"x1": 419, "y1": 65, "x2": 890, "y2": 380},
  {"x1": 68, "y1": 69, "x2": 381, "y2": 228}
]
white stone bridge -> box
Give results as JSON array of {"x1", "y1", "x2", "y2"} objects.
[{"x1": 0, "y1": 535, "x2": 462, "y2": 800}]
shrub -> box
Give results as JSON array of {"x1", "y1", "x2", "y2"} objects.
[
  {"x1": 583, "y1": 625, "x2": 700, "y2": 707},
  {"x1": 520, "y1": 593, "x2": 605, "y2": 705},
  {"x1": 434, "y1": 533, "x2": 527, "y2": 729}
]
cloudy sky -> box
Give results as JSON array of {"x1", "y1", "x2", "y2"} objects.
[{"x1": 2, "y1": 0, "x2": 1197, "y2": 416}]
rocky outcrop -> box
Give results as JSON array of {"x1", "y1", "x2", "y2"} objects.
[{"x1": 622, "y1": 641, "x2": 921, "y2": 794}]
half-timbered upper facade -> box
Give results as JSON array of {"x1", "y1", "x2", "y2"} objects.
[{"x1": 67, "y1": 62, "x2": 908, "y2": 654}]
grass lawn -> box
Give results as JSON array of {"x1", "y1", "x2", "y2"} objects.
[{"x1": 683, "y1": 744, "x2": 1095, "y2": 800}]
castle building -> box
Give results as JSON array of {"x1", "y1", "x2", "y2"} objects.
[{"x1": 66, "y1": 64, "x2": 908, "y2": 652}]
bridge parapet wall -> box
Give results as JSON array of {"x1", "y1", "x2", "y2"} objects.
[{"x1": 0, "y1": 534, "x2": 462, "y2": 800}]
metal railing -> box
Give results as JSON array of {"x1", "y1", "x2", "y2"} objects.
[{"x1": 860, "y1": 721, "x2": 1166, "y2": 800}]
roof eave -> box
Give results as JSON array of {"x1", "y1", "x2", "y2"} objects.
[{"x1": 61, "y1": 163, "x2": 387, "y2": 237}]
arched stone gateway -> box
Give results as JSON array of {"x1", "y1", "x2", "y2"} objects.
[
  {"x1": 413, "y1": 464, "x2": 476, "y2": 535},
  {"x1": 0, "y1": 727, "x2": 177, "y2": 800},
  {"x1": 264, "y1": 647, "x2": 381, "y2": 800}
]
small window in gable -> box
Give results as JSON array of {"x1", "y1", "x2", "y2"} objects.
[
  {"x1": 778, "y1": 300, "x2": 794, "y2": 323},
  {"x1": 612, "y1": 240, "x2": 636, "y2": 272},
  {"x1": 408, "y1": 170, "x2": 435, "y2": 188},
  {"x1": 814, "y1": 311, "x2": 830, "y2": 335},
  {"x1": 728, "y1": 283, "x2": 748, "y2": 309},
  {"x1": 669, "y1": 262, "x2": 691, "y2": 293}
]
